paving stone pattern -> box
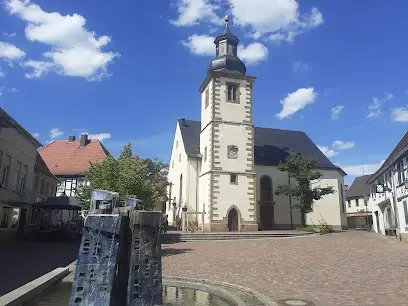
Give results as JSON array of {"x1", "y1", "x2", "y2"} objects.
[{"x1": 162, "y1": 232, "x2": 408, "y2": 306}]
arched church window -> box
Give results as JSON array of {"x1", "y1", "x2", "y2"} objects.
[{"x1": 260, "y1": 175, "x2": 272, "y2": 201}]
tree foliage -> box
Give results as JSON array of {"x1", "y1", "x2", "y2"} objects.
[
  {"x1": 77, "y1": 142, "x2": 168, "y2": 210},
  {"x1": 274, "y1": 152, "x2": 335, "y2": 225}
]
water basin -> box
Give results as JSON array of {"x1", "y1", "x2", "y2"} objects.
[{"x1": 25, "y1": 277, "x2": 269, "y2": 306}]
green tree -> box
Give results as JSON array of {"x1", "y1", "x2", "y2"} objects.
[
  {"x1": 274, "y1": 152, "x2": 335, "y2": 226},
  {"x1": 77, "y1": 142, "x2": 168, "y2": 210}
]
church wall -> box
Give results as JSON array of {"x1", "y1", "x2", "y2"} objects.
[
  {"x1": 214, "y1": 173, "x2": 254, "y2": 222},
  {"x1": 255, "y1": 165, "x2": 302, "y2": 229},
  {"x1": 199, "y1": 173, "x2": 212, "y2": 225},
  {"x1": 216, "y1": 77, "x2": 250, "y2": 123},
  {"x1": 307, "y1": 169, "x2": 348, "y2": 230},
  {"x1": 255, "y1": 166, "x2": 347, "y2": 230},
  {"x1": 201, "y1": 79, "x2": 214, "y2": 129},
  {"x1": 166, "y1": 122, "x2": 190, "y2": 225},
  {"x1": 200, "y1": 123, "x2": 212, "y2": 175}
]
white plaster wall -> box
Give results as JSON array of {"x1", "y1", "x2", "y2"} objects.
[
  {"x1": 217, "y1": 77, "x2": 249, "y2": 123},
  {"x1": 346, "y1": 197, "x2": 370, "y2": 213},
  {"x1": 201, "y1": 79, "x2": 214, "y2": 129},
  {"x1": 186, "y1": 158, "x2": 200, "y2": 213},
  {"x1": 199, "y1": 173, "x2": 211, "y2": 224},
  {"x1": 200, "y1": 124, "x2": 212, "y2": 175},
  {"x1": 217, "y1": 123, "x2": 250, "y2": 173},
  {"x1": 215, "y1": 173, "x2": 253, "y2": 221},
  {"x1": 166, "y1": 122, "x2": 190, "y2": 224},
  {"x1": 0, "y1": 126, "x2": 38, "y2": 202},
  {"x1": 255, "y1": 165, "x2": 302, "y2": 226},
  {"x1": 255, "y1": 166, "x2": 346, "y2": 228},
  {"x1": 307, "y1": 169, "x2": 347, "y2": 228}
]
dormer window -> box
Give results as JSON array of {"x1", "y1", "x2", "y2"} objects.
[{"x1": 227, "y1": 83, "x2": 239, "y2": 103}]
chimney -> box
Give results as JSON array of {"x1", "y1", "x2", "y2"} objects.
[
  {"x1": 68, "y1": 136, "x2": 76, "y2": 142},
  {"x1": 80, "y1": 134, "x2": 88, "y2": 148}
]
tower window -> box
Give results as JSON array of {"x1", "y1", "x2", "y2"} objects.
[
  {"x1": 204, "y1": 147, "x2": 207, "y2": 162},
  {"x1": 227, "y1": 83, "x2": 239, "y2": 103},
  {"x1": 179, "y1": 153, "x2": 181, "y2": 162},
  {"x1": 230, "y1": 173, "x2": 238, "y2": 184},
  {"x1": 205, "y1": 89, "x2": 209, "y2": 109}
]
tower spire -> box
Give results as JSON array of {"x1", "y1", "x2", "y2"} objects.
[{"x1": 206, "y1": 15, "x2": 246, "y2": 75}]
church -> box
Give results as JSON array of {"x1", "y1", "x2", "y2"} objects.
[{"x1": 166, "y1": 17, "x2": 348, "y2": 232}]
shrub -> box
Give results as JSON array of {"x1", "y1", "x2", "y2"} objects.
[
  {"x1": 317, "y1": 217, "x2": 333, "y2": 235},
  {"x1": 296, "y1": 225, "x2": 315, "y2": 233}
]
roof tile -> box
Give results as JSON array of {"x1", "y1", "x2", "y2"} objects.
[{"x1": 39, "y1": 139, "x2": 110, "y2": 176}]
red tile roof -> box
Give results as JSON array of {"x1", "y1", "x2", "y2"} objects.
[{"x1": 39, "y1": 139, "x2": 110, "y2": 176}]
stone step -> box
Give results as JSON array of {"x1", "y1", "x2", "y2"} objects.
[{"x1": 160, "y1": 232, "x2": 312, "y2": 242}]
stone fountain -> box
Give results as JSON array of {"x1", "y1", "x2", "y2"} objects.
[{"x1": 64, "y1": 192, "x2": 272, "y2": 306}]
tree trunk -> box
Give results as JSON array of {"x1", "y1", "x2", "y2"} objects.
[{"x1": 301, "y1": 211, "x2": 306, "y2": 227}]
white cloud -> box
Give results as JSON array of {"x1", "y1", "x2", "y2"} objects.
[
  {"x1": 331, "y1": 105, "x2": 344, "y2": 120},
  {"x1": 181, "y1": 34, "x2": 214, "y2": 56},
  {"x1": 0, "y1": 41, "x2": 25, "y2": 60},
  {"x1": 182, "y1": 34, "x2": 268, "y2": 65},
  {"x1": 276, "y1": 87, "x2": 317, "y2": 119},
  {"x1": 50, "y1": 128, "x2": 63, "y2": 139},
  {"x1": 367, "y1": 109, "x2": 381, "y2": 119},
  {"x1": 32, "y1": 132, "x2": 40, "y2": 138},
  {"x1": 392, "y1": 107, "x2": 408, "y2": 123},
  {"x1": 332, "y1": 140, "x2": 355, "y2": 150},
  {"x1": 238, "y1": 42, "x2": 268, "y2": 65},
  {"x1": 88, "y1": 133, "x2": 112, "y2": 142},
  {"x1": 4, "y1": 32, "x2": 16, "y2": 38},
  {"x1": 171, "y1": 0, "x2": 323, "y2": 43},
  {"x1": 341, "y1": 160, "x2": 385, "y2": 176},
  {"x1": 0, "y1": 68, "x2": 5, "y2": 77},
  {"x1": 229, "y1": 1, "x2": 323, "y2": 42},
  {"x1": 170, "y1": 0, "x2": 222, "y2": 27},
  {"x1": 292, "y1": 60, "x2": 309, "y2": 72},
  {"x1": 317, "y1": 145, "x2": 337, "y2": 158},
  {"x1": 0, "y1": 85, "x2": 18, "y2": 98},
  {"x1": 367, "y1": 93, "x2": 393, "y2": 119},
  {"x1": 6, "y1": 0, "x2": 120, "y2": 81}
]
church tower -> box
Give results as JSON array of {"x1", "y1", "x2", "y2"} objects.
[{"x1": 199, "y1": 16, "x2": 257, "y2": 232}]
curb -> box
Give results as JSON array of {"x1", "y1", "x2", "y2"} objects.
[
  {"x1": 163, "y1": 275, "x2": 278, "y2": 306},
  {"x1": 0, "y1": 267, "x2": 69, "y2": 306}
]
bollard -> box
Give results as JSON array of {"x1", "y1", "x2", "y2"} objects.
[
  {"x1": 127, "y1": 211, "x2": 163, "y2": 306},
  {"x1": 69, "y1": 214, "x2": 124, "y2": 306}
]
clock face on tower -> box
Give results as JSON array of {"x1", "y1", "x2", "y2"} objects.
[{"x1": 228, "y1": 145, "x2": 238, "y2": 159}]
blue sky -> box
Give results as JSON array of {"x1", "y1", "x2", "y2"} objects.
[{"x1": 0, "y1": 0, "x2": 407, "y2": 185}]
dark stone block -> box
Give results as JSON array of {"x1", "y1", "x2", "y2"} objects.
[
  {"x1": 69, "y1": 215, "x2": 124, "y2": 306},
  {"x1": 84, "y1": 214, "x2": 123, "y2": 235},
  {"x1": 127, "y1": 211, "x2": 163, "y2": 306}
]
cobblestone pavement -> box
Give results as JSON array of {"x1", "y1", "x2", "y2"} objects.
[
  {"x1": 162, "y1": 231, "x2": 408, "y2": 306},
  {"x1": 0, "y1": 241, "x2": 80, "y2": 296}
]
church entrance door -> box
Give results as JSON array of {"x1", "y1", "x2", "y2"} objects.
[
  {"x1": 260, "y1": 203, "x2": 274, "y2": 230},
  {"x1": 228, "y1": 208, "x2": 239, "y2": 232}
]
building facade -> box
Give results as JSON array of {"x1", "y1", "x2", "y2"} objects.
[
  {"x1": 166, "y1": 20, "x2": 348, "y2": 232},
  {"x1": 367, "y1": 132, "x2": 408, "y2": 241},
  {"x1": 40, "y1": 134, "x2": 110, "y2": 197},
  {"x1": 345, "y1": 175, "x2": 372, "y2": 229},
  {"x1": 0, "y1": 107, "x2": 42, "y2": 240}
]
